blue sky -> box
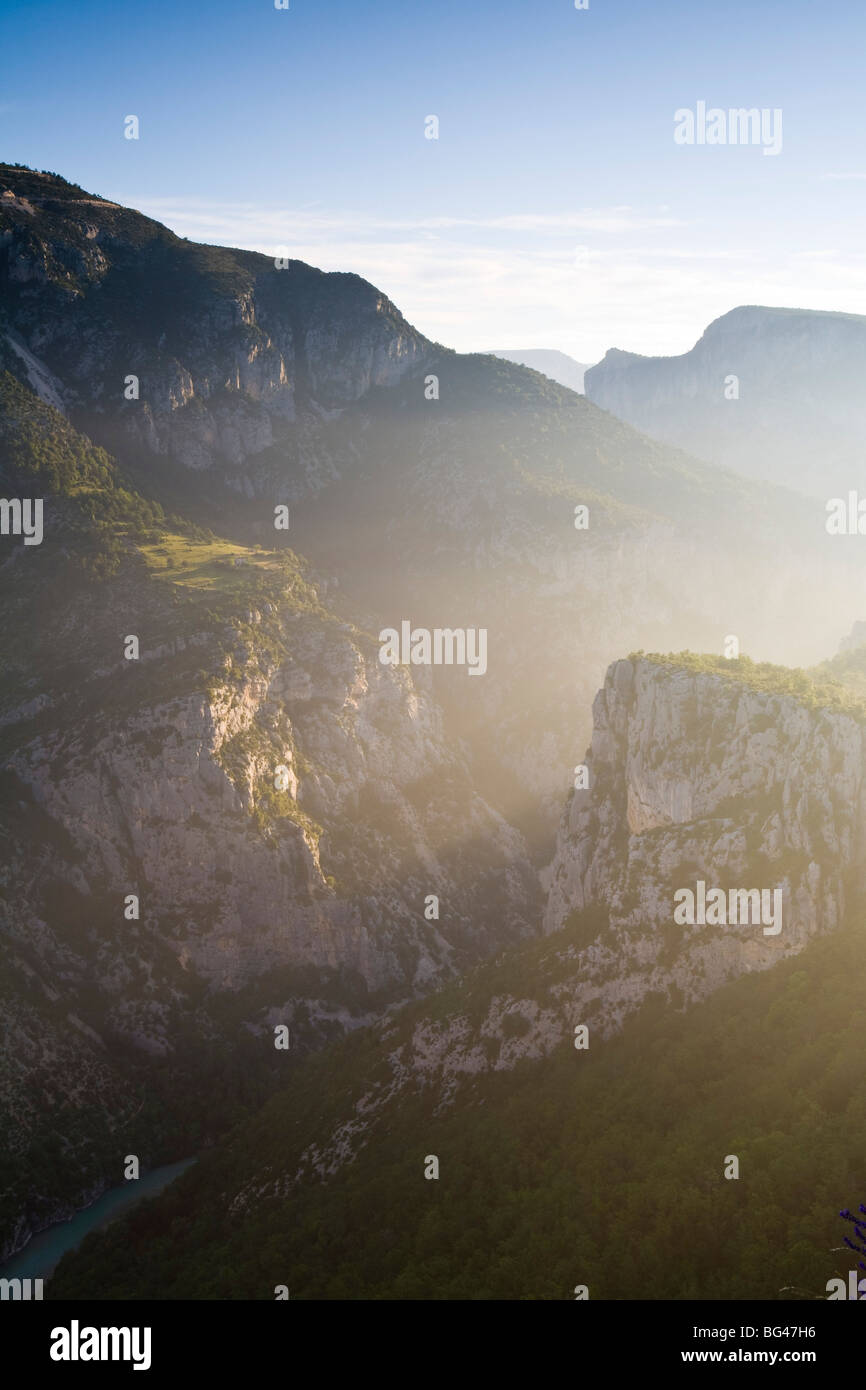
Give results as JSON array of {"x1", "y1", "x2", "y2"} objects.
[{"x1": 3, "y1": 0, "x2": 866, "y2": 360}]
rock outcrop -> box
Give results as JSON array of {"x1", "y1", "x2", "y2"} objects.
[{"x1": 544, "y1": 657, "x2": 866, "y2": 1029}]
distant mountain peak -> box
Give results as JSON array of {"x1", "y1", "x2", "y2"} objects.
[
  {"x1": 585, "y1": 304, "x2": 866, "y2": 496},
  {"x1": 485, "y1": 348, "x2": 588, "y2": 393}
]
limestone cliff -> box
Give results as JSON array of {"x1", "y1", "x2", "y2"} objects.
[{"x1": 543, "y1": 656, "x2": 866, "y2": 1027}]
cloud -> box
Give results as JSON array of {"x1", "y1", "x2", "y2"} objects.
[{"x1": 127, "y1": 199, "x2": 685, "y2": 241}]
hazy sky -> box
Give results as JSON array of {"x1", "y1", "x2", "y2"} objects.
[{"x1": 4, "y1": 0, "x2": 866, "y2": 362}]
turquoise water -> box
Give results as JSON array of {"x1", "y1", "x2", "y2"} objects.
[{"x1": 0, "y1": 1158, "x2": 196, "y2": 1282}]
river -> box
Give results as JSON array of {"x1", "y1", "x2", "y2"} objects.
[{"x1": 0, "y1": 1158, "x2": 196, "y2": 1283}]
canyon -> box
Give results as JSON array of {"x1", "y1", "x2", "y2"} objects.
[{"x1": 2, "y1": 164, "x2": 865, "y2": 1278}]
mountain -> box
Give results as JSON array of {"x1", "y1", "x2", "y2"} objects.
[
  {"x1": 545, "y1": 653, "x2": 866, "y2": 1020},
  {"x1": 584, "y1": 306, "x2": 866, "y2": 497},
  {"x1": 485, "y1": 349, "x2": 588, "y2": 393},
  {"x1": 0, "y1": 164, "x2": 862, "y2": 1264},
  {"x1": 6, "y1": 167, "x2": 854, "y2": 850},
  {"x1": 48, "y1": 652, "x2": 866, "y2": 1300},
  {"x1": 0, "y1": 367, "x2": 541, "y2": 1257}
]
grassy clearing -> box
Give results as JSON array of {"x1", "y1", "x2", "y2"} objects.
[{"x1": 140, "y1": 533, "x2": 290, "y2": 592}]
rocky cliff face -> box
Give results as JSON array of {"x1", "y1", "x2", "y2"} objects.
[
  {"x1": 9, "y1": 615, "x2": 536, "y2": 1001},
  {"x1": 585, "y1": 306, "x2": 866, "y2": 496},
  {"x1": 544, "y1": 657, "x2": 866, "y2": 1027}
]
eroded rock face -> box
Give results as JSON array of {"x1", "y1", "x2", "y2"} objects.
[
  {"x1": 0, "y1": 594, "x2": 540, "y2": 1258},
  {"x1": 6, "y1": 609, "x2": 539, "y2": 1024},
  {"x1": 543, "y1": 657, "x2": 866, "y2": 1032}
]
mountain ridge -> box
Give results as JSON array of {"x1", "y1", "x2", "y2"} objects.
[{"x1": 585, "y1": 305, "x2": 866, "y2": 496}]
